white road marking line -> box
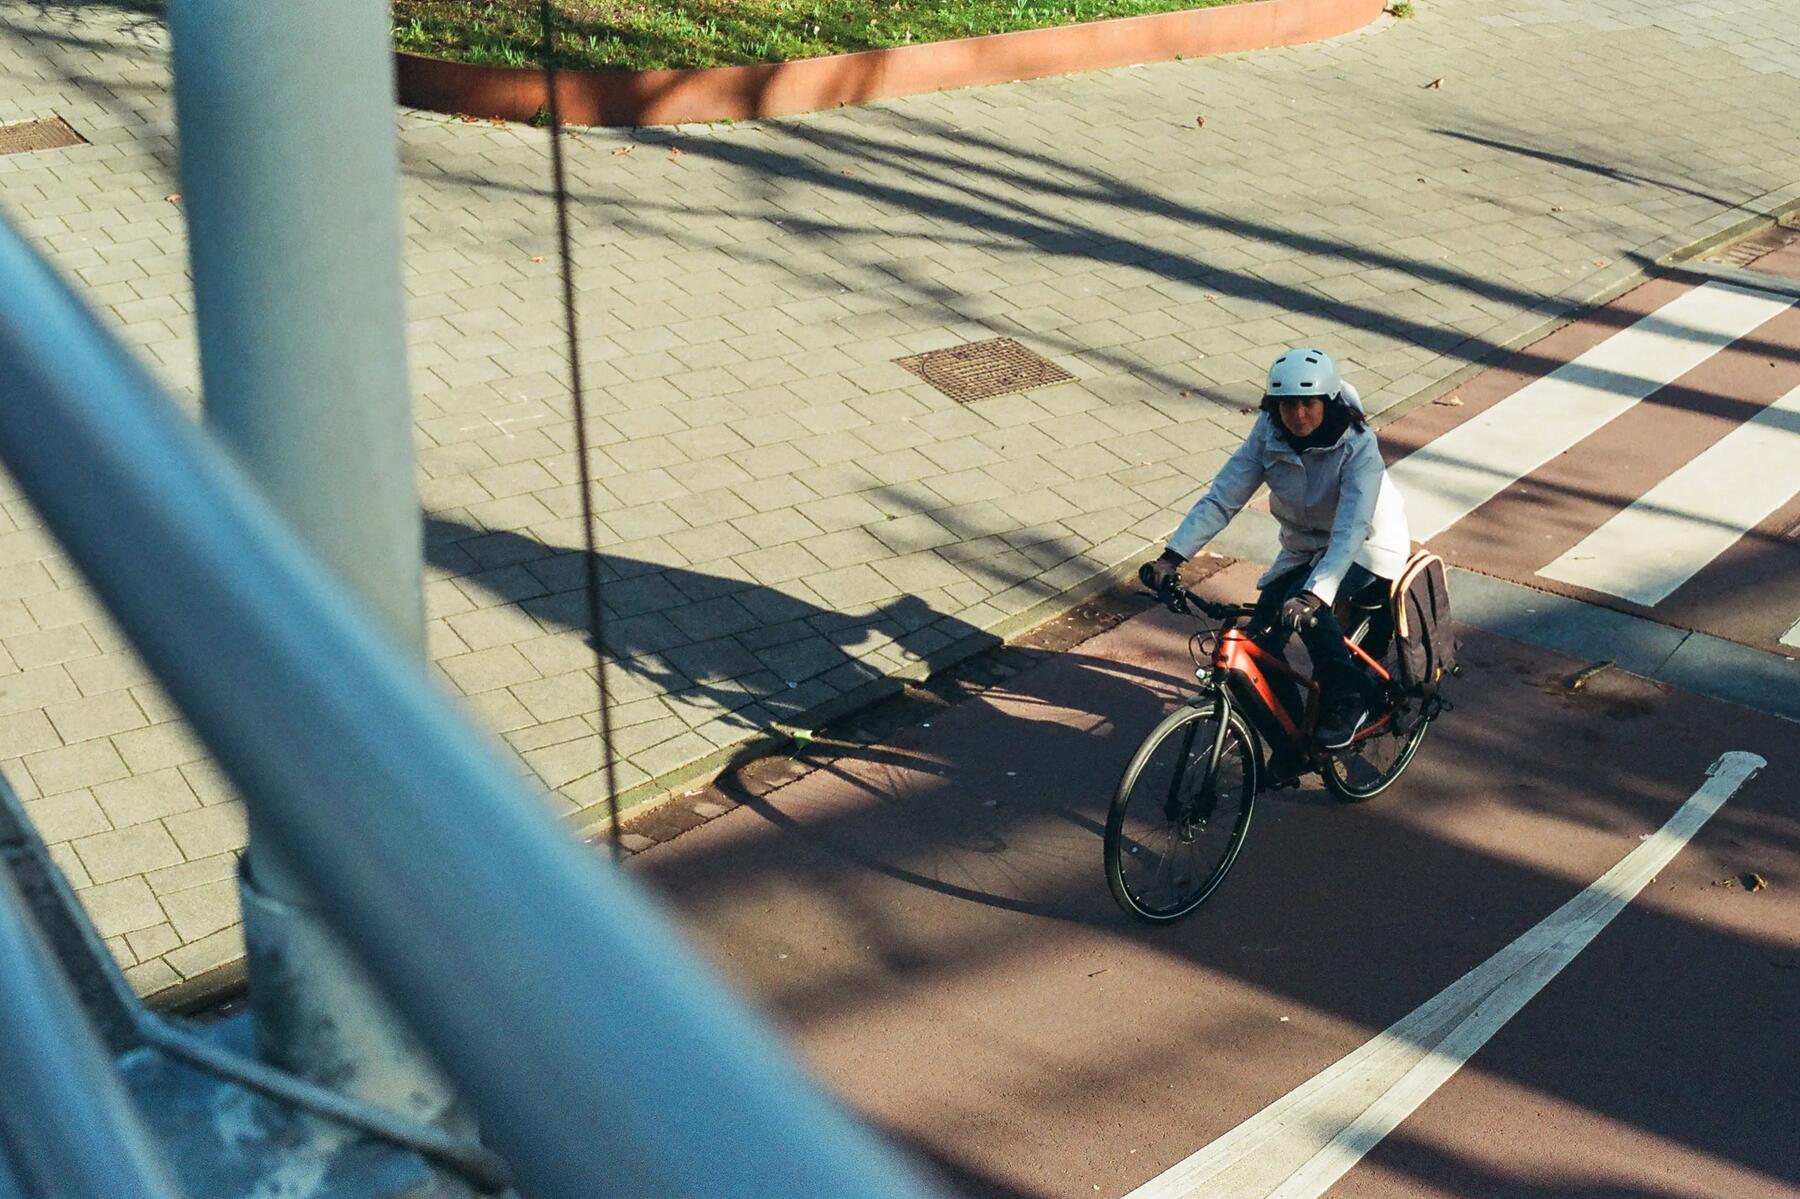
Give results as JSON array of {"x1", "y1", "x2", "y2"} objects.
[
  {"x1": 1538, "y1": 382, "x2": 1800, "y2": 605},
  {"x1": 1123, "y1": 751, "x2": 1767, "y2": 1199},
  {"x1": 1390, "y1": 284, "x2": 1792, "y2": 542}
]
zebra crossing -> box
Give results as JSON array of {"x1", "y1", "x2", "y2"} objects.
[{"x1": 1380, "y1": 270, "x2": 1800, "y2": 659}]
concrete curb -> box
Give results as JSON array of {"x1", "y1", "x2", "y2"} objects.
[
  {"x1": 394, "y1": 0, "x2": 1385, "y2": 127},
  {"x1": 570, "y1": 543, "x2": 1154, "y2": 840}
]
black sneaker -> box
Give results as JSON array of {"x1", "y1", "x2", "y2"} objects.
[
  {"x1": 1264, "y1": 749, "x2": 1306, "y2": 790},
  {"x1": 1316, "y1": 688, "x2": 1371, "y2": 750}
]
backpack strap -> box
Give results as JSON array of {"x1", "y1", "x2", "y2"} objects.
[{"x1": 1389, "y1": 548, "x2": 1443, "y2": 642}]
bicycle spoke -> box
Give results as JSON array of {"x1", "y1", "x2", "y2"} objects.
[{"x1": 1106, "y1": 703, "x2": 1256, "y2": 921}]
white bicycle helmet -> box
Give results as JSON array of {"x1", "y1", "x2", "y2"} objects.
[{"x1": 1264, "y1": 348, "x2": 1341, "y2": 400}]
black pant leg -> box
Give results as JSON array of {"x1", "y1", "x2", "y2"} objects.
[
  {"x1": 1300, "y1": 563, "x2": 1383, "y2": 692},
  {"x1": 1298, "y1": 604, "x2": 1356, "y2": 688}
]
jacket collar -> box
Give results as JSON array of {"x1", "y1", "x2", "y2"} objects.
[{"x1": 1260, "y1": 414, "x2": 1350, "y2": 462}]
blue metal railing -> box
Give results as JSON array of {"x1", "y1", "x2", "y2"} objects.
[{"x1": 0, "y1": 213, "x2": 942, "y2": 1198}]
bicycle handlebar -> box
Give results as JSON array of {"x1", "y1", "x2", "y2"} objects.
[
  {"x1": 1147, "y1": 584, "x2": 1317, "y2": 631},
  {"x1": 1141, "y1": 583, "x2": 1247, "y2": 621}
]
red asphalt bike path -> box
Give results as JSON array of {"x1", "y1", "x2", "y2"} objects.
[{"x1": 628, "y1": 558, "x2": 1799, "y2": 1199}]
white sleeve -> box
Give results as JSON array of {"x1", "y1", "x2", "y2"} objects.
[{"x1": 1303, "y1": 432, "x2": 1382, "y2": 604}]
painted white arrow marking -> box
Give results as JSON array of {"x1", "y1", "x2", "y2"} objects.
[{"x1": 1124, "y1": 750, "x2": 1767, "y2": 1199}]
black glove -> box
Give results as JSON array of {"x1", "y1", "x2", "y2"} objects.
[
  {"x1": 1280, "y1": 592, "x2": 1324, "y2": 631},
  {"x1": 1139, "y1": 549, "x2": 1184, "y2": 592}
]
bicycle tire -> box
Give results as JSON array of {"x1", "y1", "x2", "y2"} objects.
[
  {"x1": 1105, "y1": 700, "x2": 1258, "y2": 923},
  {"x1": 1322, "y1": 614, "x2": 1431, "y2": 802}
]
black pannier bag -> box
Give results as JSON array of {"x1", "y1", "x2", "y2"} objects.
[{"x1": 1390, "y1": 549, "x2": 1458, "y2": 699}]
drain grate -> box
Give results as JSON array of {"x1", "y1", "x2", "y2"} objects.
[
  {"x1": 1702, "y1": 219, "x2": 1800, "y2": 268},
  {"x1": 0, "y1": 116, "x2": 86, "y2": 156},
  {"x1": 895, "y1": 337, "x2": 1075, "y2": 404}
]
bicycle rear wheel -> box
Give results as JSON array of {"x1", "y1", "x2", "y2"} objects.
[
  {"x1": 1105, "y1": 700, "x2": 1258, "y2": 923},
  {"x1": 1323, "y1": 614, "x2": 1430, "y2": 802}
]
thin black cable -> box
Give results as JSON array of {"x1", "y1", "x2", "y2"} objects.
[{"x1": 538, "y1": 1, "x2": 622, "y2": 860}]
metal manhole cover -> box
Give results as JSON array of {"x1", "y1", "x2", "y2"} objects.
[
  {"x1": 0, "y1": 116, "x2": 86, "y2": 156},
  {"x1": 895, "y1": 337, "x2": 1075, "y2": 404}
]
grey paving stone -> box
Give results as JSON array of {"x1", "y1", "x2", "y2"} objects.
[{"x1": 10, "y1": 0, "x2": 1800, "y2": 992}]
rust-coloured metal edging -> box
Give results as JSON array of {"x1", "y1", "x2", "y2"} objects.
[{"x1": 396, "y1": 0, "x2": 1387, "y2": 127}]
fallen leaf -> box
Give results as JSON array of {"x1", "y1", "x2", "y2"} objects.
[
  {"x1": 669, "y1": 145, "x2": 685, "y2": 158},
  {"x1": 1552, "y1": 205, "x2": 1565, "y2": 213},
  {"x1": 458, "y1": 114, "x2": 481, "y2": 124},
  {"x1": 611, "y1": 144, "x2": 636, "y2": 156},
  {"x1": 1238, "y1": 406, "x2": 1255, "y2": 415},
  {"x1": 1743, "y1": 872, "x2": 1768, "y2": 892},
  {"x1": 1179, "y1": 389, "x2": 1192, "y2": 398},
  {"x1": 164, "y1": 193, "x2": 181, "y2": 204},
  {"x1": 1593, "y1": 258, "x2": 1608, "y2": 267},
  {"x1": 1195, "y1": 115, "x2": 1206, "y2": 128},
  {"x1": 1424, "y1": 77, "x2": 1444, "y2": 90},
  {"x1": 1433, "y1": 394, "x2": 1464, "y2": 407},
  {"x1": 1568, "y1": 659, "x2": 1614, "y2": 691},
  {"x1": 529, "y1": 255, "x2": 545, "y2": 263},
  {"x1": 841, "y1": 168, "x2": 854, "y2": 176},
  {"x1": 490, "y1": 116, "x2": 507, "y2": 127}
]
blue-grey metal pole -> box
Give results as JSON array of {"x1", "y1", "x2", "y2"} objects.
[
  {"x1": 162, "y1": 0, "x2": 460, "y2": 1137},
  {"x1": 165, "y1": 0, "x2": 422, "y2": 652},
  {"x1": 0, "y1": 217, "x2": 945, "y2": 1199},
  {"x1": 0, "y1": 871, "x2": 186, "y2": 1199}
]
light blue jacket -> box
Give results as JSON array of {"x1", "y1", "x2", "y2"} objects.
[{"x1": 1167, "y1": 385, "x2": 1411, "y2": 603}]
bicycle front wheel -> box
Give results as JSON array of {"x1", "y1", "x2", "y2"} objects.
[{"x1": 1105, "y1": 700, "x2": 1258, "y2": 923}]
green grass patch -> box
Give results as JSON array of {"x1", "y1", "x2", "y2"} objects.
[{"x1": 393, "y1": 0, "x2": 1252, "y2": 73}]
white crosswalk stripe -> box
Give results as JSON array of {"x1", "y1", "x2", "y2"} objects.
[
  {"x1": 1377, "y1": 276, "x2": 1800, "y2": 656},
  {"x1": 1391, "y1": 282, "x2": 1793, "y2": 542},
  {"x1": 1538, "y1": 382, "x2": 1800, "y2": 605}
]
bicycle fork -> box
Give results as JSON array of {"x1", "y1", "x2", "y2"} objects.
[{"x1": 1163, "y1": 688, "x2": 1233, "y2": 831}]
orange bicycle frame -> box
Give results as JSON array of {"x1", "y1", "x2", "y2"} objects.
[{"x1": 1213, "y1": 624, "x2": 1394, "y2": 752}]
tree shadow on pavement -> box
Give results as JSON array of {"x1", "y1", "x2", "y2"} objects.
[
  {"x1": 1431, "y1": 127, "x2": 1741, "y2": 210},
  {"x1": 403, "y1": 99, "x2": 1800, "y2": 422},
  {"x1": 887, "y1": 1129, "x2": 1058, "y2": 1199},
  {"x1": 627, "y1": 595, "x2": 1800, "y2": 1196},
  {"x1": 1366, "y1": 1128, "x2": 1736, "y2": 1199}
]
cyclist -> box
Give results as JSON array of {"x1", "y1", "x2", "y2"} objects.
[{"x1": 1140, "y1": 348, "x2": 1411, "y2": 752}]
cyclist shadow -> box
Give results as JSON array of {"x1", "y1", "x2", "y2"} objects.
[
  {"x1": 683, "y1": 638, "x2": 1200, "y2": 931},
  {"x1": 425, "y1": 515, "x2": 1197, "y2": 927}
]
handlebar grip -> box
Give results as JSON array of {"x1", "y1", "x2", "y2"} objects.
[{"x1": 1188, "y1": 594, "x2": 1231, "y2": 620}]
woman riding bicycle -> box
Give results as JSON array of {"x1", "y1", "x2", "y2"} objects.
[{"x1": 1140, "y1": 348, "x2": 1411, "y2": 752}]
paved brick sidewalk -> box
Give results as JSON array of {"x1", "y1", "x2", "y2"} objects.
[{"x1": 2, "y1": 0, "x2": 1798, "y2": 999}]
